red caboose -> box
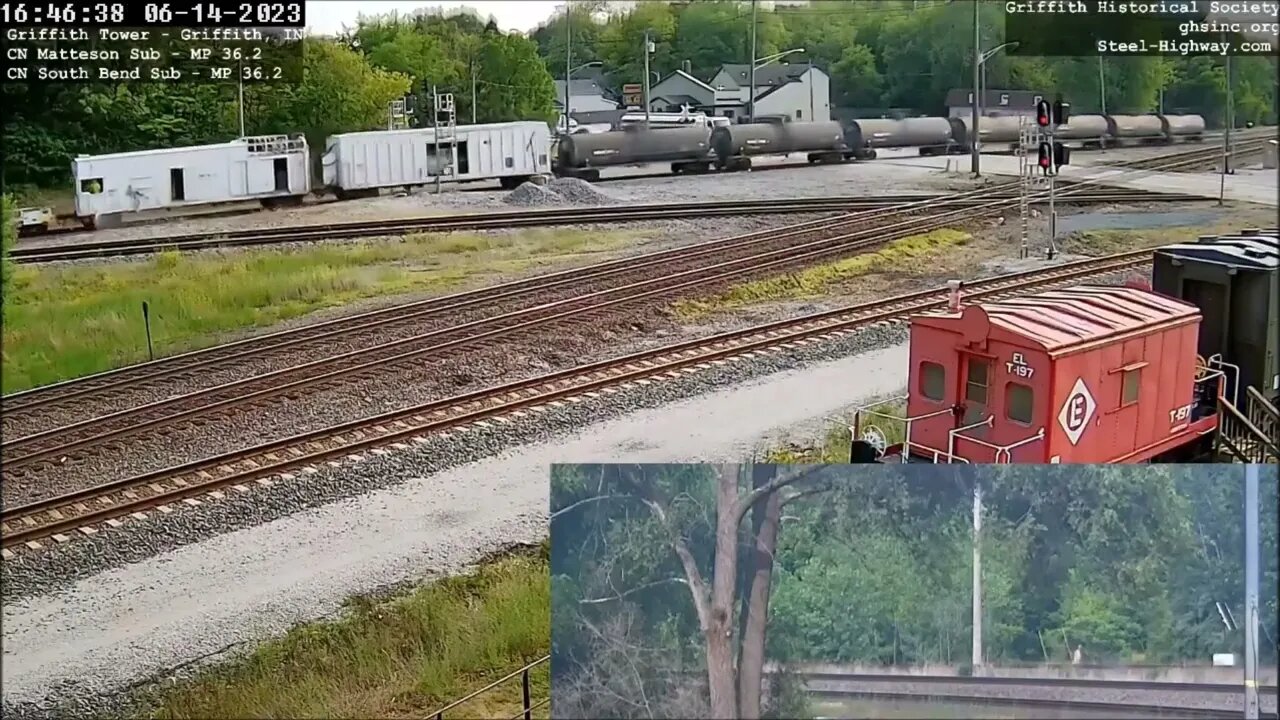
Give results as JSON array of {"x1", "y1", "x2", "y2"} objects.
[{"x1": 874, "y1": 284, "x2": 1222, "y2": 464}]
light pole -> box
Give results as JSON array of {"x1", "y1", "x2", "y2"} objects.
[
  {"x1": 970, "y1": 41, "x2": 1017, "y2": 177},
  {"x1": 642, "y1": 30, "x2": 654, "y2": 125},
  {"x1": 1098, "y1": 57, "x2": 1107, "y2": 114},
  {"x1": 750, "y1": 48, "x2": 805, "y2": 122},
  {"x1": 561, "y1": 61, "x2": 602, "y2": 134}
]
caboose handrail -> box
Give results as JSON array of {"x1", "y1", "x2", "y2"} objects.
[
  {"x1": 1206, "y1": 355, "x2": 1240, "y2": 407},
  {"x1": 947, "y1": 416, "x2": 994, "y2": 462},
  {"x1": 951, "y1": 424, "x2": 1046, "y2": 464}
]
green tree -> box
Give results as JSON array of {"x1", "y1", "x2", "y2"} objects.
[{"x1": 1, "y1": 195, "x2": 16, "y2": 327}]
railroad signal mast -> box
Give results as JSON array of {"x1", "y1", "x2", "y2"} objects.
[{"x1": 1035, "y1": 97, "x2": 1071, "y2": 256}]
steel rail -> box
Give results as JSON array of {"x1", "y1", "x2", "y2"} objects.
[
  {"x1": 797, "y1": 671, "x2": 1279, "y2": 694},
  {"x1": 0, "y1": 187, "x2": 1209, "y2": 421},
  {"x1": 10, "y1": 190, "x2": 1185, "y2": 264},
  {"x1": 2, "y1": 139, "x2": 1233, "y2": 410},
  {"x1": 0, "y1": 250, "x2": 1153, "y2": 549},
  {"x1": 806, "y1": 690, "x2": 1276, "y2": 719},
  {"x1": 0, "y1": 144, "x2": 1246, "y2": 483},
  {"x1": 0, "y1": 192, "x2": 1040, "y2": 468},
  {"x1": 2, "y1": 188, "x2": 1023, "y2": 410},
  {"x1": 0, "y1": 188, "x2": 1023, "y2": 420},
  {"x1": 0, "y1": 182, "x2": 1165, "y2": 470}
]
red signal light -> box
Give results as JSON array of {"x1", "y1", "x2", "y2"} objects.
[
  {"x1": 1035, "y1": 99, "x2": 1051, "y2": 127},
  {"x1": 1038, "y1": 142, "x2": 1052, "y2": 168}
]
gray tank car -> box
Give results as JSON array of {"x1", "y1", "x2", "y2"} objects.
[
  {"x1": 556, "y1": 125, "x2": 714, "y2": 180},
  {"x1": 1161, "y1": 114, "x2": 1207, "y2": 143},
  {"x1": 845, "y1": 118, "x2": 956, "y2": 157},
  {"x1": 1053, "y1": 115, "x2": 1111, "y2": 148},
  {"x1": 1106, "y1": 114, "x2": 1168, "y2": 145},
  {"x1": 711, "y1": 121, "x2": 848, "y2": 170}
]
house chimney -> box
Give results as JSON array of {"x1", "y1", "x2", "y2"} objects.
[
  {"x1": 947, "y1": 280, "x2": 963, "y2": 312},
  {"x1": 683, "y1": 59, "x2": 692, "y2": 74}
]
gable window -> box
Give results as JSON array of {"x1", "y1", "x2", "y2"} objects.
[
  {"x1": 1006, "y1": 382, "x2": 1033, "y2": 424},
  {"x1": 796, "y1": 109, "x2": 803, "y2": 120},
  {"x1": 919, "y1": 362, "x2": 945, "y2": 402},
  {"x1": 1122, "y1": 368, "x2": 1141, "y2": 405}
]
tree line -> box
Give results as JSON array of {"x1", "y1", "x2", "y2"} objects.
[
  {"x1": 4, "y1": 1, "x2": 1276, "y2": 192},
  {"x1": 532, "y1": 0, "x2": 1277, "y2": 123},
  {"x1": 550, "y1": 463, "x2": 1279, "y2": 719}
]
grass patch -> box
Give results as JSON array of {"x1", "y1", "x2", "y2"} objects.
[
  {"x1": 145, "y1": 544, "x2": 550, "y2": 720},
  {"x1": 2, "y1": 228, "x2": 642, "y2": 393},
  {"x1": 671, "y1": 229, "x2": 971, "y2": 320},
  {"x1": 763, "y1": 399, "x2": 908, "y2": 463}
]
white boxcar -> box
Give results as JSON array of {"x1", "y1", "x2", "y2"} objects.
[
  {"x1": 72, "y1": 135, "x2": 311, "y2": 223},
  {"x1": 322, "y1": 121, "x2": 551, "y2": 195}
]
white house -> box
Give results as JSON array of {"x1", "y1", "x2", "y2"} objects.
[
  {"x1": 553, "y1": 78, "x2": 619, "y2": 114},
  {"x1": 648, "y1": 62, "x2": 831, "y2": 123}
]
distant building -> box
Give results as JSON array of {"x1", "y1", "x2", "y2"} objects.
[
  {"x1": 647, "y1": 62, "x2": 831, "y2": 123},
  {"x1": 553, "y1": 78, "x2": 619, "y2": 115},
  {"x1": 945, "y1": 88, "x2": 1046, "y2": 119}
]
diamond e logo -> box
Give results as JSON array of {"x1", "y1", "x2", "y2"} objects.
[{"x1": 1057, "y1": 378, "x2": 1096, "y2": 446}]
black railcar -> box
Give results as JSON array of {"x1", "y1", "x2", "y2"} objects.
[{"x1": 1151, "y1": 229, "x2": 1280, "y2": 406}]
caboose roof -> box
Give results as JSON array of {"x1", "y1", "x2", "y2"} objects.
[
  {"x1": 916, "y1": 284, "x2": 1200, "y2": 355},
  {"x1": 1154, "y1": 234, "x2": 1278, "y2": 270}
]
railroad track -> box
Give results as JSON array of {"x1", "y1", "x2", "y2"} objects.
[
  {"x1": 809, "y1": 691, "x2": 1277, "y2": 719},
  {"x1": 1105, "y1": 135, "x2": 1273, "y2": 172},
  {"x1": 796, "y1": 671, "x2": 1279, "y2": 695},
  {"x1": 0, "y1": 248, "x2": 1158, "y2": 553},
  {"x1": 10, "y1": 190, "x2": 1182, "y2": 264},
  {"x1": 0, "y1": 183, "x2": 1185, "y2": 481}
]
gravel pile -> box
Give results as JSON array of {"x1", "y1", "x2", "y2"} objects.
[
  {"x1": 503, "y1": 181, "x2": 563, "y2": 206},
  {"x1": 503, "y1": 177, "x2": 615, "y2": 207},
  {"x1": 547, "y1": 177, "x2": 616, "y2": 204}
]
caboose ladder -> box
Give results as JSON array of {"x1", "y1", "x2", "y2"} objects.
[{"x1": 1216, "y1": 386, "x2": 1279, "y2": 463}]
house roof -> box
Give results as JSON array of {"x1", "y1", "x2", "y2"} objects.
[
  {"x1": 709, "y1": 62, "x2": 813, "y2": 90},
  {"x1": 554, "y1": 78, "x2": 613, "y2": 99},
  {"x1": 653, "y1": 69, "x2": 716, "y2": 92},
  {"x1": 917, "y1": 285, "x2": 1200, "y2": 355}
]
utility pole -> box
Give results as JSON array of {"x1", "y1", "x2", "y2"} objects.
[
  {"x1": 237, "y1": 60, "x2": 245, "y2": 136},
  {"x1": 1098, "y1": 57, "x2": 1106, "y2": 114},
  {"x1": 972, "y1": 478, "x2": 983, "y2": 671},
  {"x1": 970, "y1": 0, "x2": 980, "y2": 176},
  {"x1": 808, "y1": 58, "x2": 814, "y2": 121},
  {"x1": 642, "y1": 29, "x2": 653, "y2": 125},
  {"x1": 1244, "y1": 463, "x2": 1260, "y2": 720},
  {"x1": 1224, "y1": 46, "x2": 1234, "y2": 174},
  {"x1": 471, "y1": 61, "x2": 478, "y2": 124},
  {"x1": 748, "y1": 0, "x2": 757, "y2": 122},
  {"x1": 564, "y1": 0, "x2": 572, "y2": 134}
]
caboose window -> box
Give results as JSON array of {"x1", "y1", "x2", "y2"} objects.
[
  {"x1": 966, "y1": 358, "x2": 990, "y2": 404},
  {"x1": 1122, "y1": 368, "x2": 1141, "y2": 405},
  {"x1": 1006, "y1": 382, "x2": 1033, "y2": 424},
  {"x1": 920, "y1": 362, "x2": 945, "y2": 402}
]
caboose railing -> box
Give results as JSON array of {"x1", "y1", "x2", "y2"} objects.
[{"x1": 1217, "y1": 386, "x2": 1279, "y2": 464}]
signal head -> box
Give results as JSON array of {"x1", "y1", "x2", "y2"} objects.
[{"x1": 1036, "y1": 99, "x2": 1052, "y2": 127}]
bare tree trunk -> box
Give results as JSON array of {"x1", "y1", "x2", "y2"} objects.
[
  {"x1": 736, "y1": 465, "x2": 774, "y2": 701},
  {"x1": 737, "y1": 478, "x2": 783, "y2": 719},
  {"x1": 706, "y1": 464, "x2": 742, "y2": 719}
]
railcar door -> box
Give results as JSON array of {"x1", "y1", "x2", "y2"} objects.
[{"x1": 953, "y1": 353, "x2": 993, "y2": 458}]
